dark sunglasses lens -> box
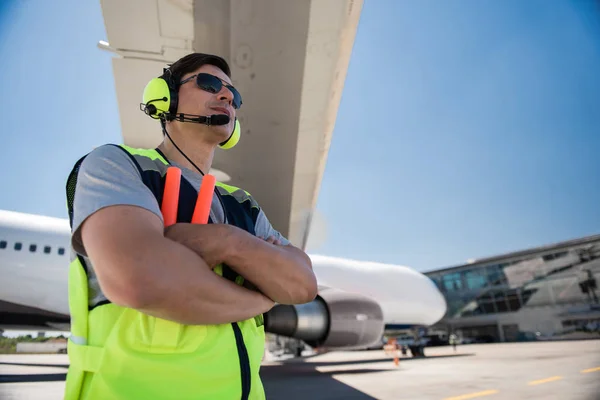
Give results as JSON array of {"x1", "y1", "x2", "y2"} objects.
[
  {"x1": 196, "y1": 73, "x2": 243, "y2": 109},
  {"x1": 228, "y1": 87, "x2": 242, "y2": 109},
  {"x1": 196, "y1": 74, "x2": 221, "y2": 93}
]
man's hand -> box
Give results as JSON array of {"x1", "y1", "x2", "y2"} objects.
[
  {"x1": 163, "y1": 222, "x2": 317, "y2": 304},
  {"x1": 166, "y1": 223, "x2": 266, "y2": 295},
  {"x1": 264, "y1": 236, "x2": 282, "y2": 246},
  {"x1": 164, "y1": 223, "x2": 231, "y2": 269},
  {"x1": 226, "y1": 230, "x2": 317, "y2": 304}
]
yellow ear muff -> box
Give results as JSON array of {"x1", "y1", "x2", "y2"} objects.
[
  {"x1": 142, "y1": 77, "x2": 172, "y2": 119},
  {"x1": 218, "y1": 118, "x2": 241, "y2": 150}
]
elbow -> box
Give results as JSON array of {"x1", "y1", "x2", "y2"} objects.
[
  {"x1": 119, "y1": 288, "x2": 154, "y2": 310},
  {"x1": 103, "y1": 281, "x2": 151, "y2": 310},
  {"x1": 288, "y1": 249, "x2": 318, "y2": 304},
  {"x1": 282, "y1": 270, "x2": 318, "y2": 305},
  {"x1": 98, "y1": 269, "x2": 155, "y2": 310}
]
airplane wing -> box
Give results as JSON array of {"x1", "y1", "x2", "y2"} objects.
[{"x1": 99, "y1": 0, "x2": 364, "y2": 249}]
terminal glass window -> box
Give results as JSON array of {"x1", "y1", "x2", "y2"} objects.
[
  {"x1": 485, "y1": 264, "x2": 508, "y2": 286},
  {"x1": 493, "y1": 291, "x2": 509, "y2": 313},
  {"x1": 520, "y1": 288, "x2": 536, "y2": 305},
  {"x1": 464, "y1": 269, "x2": 487, "y2": 290},
  {"x1": 506, "y1": 291, "x2": 522, "y2": 311},
  {"x1": 543, "y1": 251, "x2": 568, "y2": 261},
  {"x1": 479, "y1": 300, "x2": 496, "y2": 314},
  {"x1": 442, "y1": 273, "x2": 463, "y2": 292}
]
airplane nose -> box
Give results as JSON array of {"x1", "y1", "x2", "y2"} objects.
[
  {"x1": 366, "y1": 264, "x2": 449, "y2": 326},
  {"x1": 396, "y1": 270, "x2": 448, "y2": 325}
]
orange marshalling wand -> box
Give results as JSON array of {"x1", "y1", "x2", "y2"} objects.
[
  {"x1": 161, "y1": 167, "x2": 181, "y2": 227},
  {"x1": 192, "y1": 174, "x2": 216, "y2": 224}
]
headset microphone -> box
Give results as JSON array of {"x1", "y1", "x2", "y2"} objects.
[
  {"x1": 206, "y1": 114, "x2": 230, "y2": 125},
  {"x1": 170, "y1": 113, "x2": 230, "y2": 126}
]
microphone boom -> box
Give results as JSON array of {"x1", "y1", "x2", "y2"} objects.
[{"x1": 169, "y1": 113, "x2": 230, "y2": 126}]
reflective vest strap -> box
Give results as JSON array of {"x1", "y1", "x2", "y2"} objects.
[
  {"x1": 68, "y1": 339, "x2": 105, "y2": 373},
  {"x1": 119, "y1": 145, "x2": 169, "y2": 165},
  {"x1": 69, "y1": 257, "x2": 89, "y2": 341}
]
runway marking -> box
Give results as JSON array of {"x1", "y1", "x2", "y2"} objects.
[
  {"x1": 527, "y1": 376, "x2": 563, "y2": 386},
  {"x1": 443, "y1": 389, "x2": 499, "y2": 400},
  {"x1": 581, "y1": 367, "x2": 600, "y2": 374}
]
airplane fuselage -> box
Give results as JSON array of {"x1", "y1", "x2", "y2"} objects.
[{"x1": 0, "y1": 209, "x2": 447, "y2": 335}]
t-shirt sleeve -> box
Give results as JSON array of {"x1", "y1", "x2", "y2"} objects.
[
  {"x1": 70, "y1": 144, "x2": 164, "y2": 256},
  {"x1": 253, "y1": 207, "x2": 291, "y2": 246}
]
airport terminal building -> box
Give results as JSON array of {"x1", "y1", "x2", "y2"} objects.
[{"x1": 425, "y1": 235, "x2": 600, "y2": 343}]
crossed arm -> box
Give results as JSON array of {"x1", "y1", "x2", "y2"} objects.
[
  {"x1": 164, "y1": 222, "x2": 317, "y2": 305},
  {"x1": 80, "y1": 205, "x2": 317, "y2": 326}
]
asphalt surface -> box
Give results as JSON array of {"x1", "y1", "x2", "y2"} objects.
[{"x1": 0, "y1": 340, "x2": 598, "y2": 399}]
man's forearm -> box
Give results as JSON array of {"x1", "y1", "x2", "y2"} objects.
[
  {"x1": 225, "y1": 230, "x2": 317, "y2": 304},
  {"x1": 94, "y1": 234, "x2": 274, "y2": 325},
  {"x1": 165, "y1": 223, "x2": 318, "y2": 305},
  {"x1": 138, "y1": 237, "x2": 275, "y2": 324}
]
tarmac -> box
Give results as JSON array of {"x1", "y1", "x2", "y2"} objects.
[{"x1": 0, "y1": 340, "x2": 599, "y2": 400}]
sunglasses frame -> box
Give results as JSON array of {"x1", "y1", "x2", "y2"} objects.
[{"x1": 179, "y1": 73, "x2": 243, "y2": 109}]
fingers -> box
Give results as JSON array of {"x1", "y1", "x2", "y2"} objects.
[{"x1": 265, "y1": 236, "x2": 281, "y2": 246}]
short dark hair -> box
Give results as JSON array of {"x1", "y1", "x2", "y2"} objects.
[{"x1": 166, "y1": 53, "x2": 231, "y2": 80}]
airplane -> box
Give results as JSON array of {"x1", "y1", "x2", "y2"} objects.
[
  {"x1": 0, "y1": 208, "x2": 447, "y2": 351},
  {"x1": 1, "y1": 0, "x2": 448, "y2": 354}
]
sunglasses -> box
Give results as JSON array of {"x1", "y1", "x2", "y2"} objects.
[{"x1": 179, "y1": 73, "x2": 243, "y2": 109}]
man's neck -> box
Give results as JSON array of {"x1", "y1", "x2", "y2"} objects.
[{"x1": 157, "y1": 124, "x2": 216, "y2": 175}]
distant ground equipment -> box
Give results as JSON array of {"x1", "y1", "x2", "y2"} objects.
[{"x1": 16, "y1": 341, "x2": 67, "y2": 354}]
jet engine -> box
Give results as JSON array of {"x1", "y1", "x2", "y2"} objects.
[{"x1": 264, "y1": 287, "x2": 384, "y2": 349}]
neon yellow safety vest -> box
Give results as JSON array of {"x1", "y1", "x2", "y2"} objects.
[{"x1": 63, "y1": 145, "x2": 266, "y2": 400}]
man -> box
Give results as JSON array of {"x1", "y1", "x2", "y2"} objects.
[
  {"x1": 63, "y1": 53, "x2": 317, "y2": 400},
  {"x1": 449, "y1": 333, "x2": 458, "y2": 352}
]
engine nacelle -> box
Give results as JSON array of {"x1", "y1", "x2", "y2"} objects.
[{"x1": 264, "y1": 287, "x2": 384, "y2": 350}]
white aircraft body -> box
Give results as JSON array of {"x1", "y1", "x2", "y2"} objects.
[
  {"x1": 1, "y1": 1, "x2": 449, "y2": 351},
  {"x1": 0, "y1": 209, "x2": 446, "y2": 349}
]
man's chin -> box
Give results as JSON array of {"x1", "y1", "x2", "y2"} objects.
[{"x1": 211, "y1": 125, "x2": 233, "y2": 142}]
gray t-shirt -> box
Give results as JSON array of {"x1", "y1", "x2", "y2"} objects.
[{"x1": 71, "y1": 144, "x2": 289, "y2": 307}]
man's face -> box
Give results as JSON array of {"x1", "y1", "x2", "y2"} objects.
[{"x1": 176, "y1": 64, "x2": 238, "y2": 141}]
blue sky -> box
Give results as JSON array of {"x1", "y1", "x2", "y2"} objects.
[{"x1": 1, "y1": 0, "x2": 599, "y2": 272}]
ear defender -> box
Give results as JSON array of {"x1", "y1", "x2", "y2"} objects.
[
  {"x1": 141, "y1": 77, "x2": 176, "y2": 119},
  {"x1": 218, "y1": 118, "x2": 241, "y2": 149}
]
